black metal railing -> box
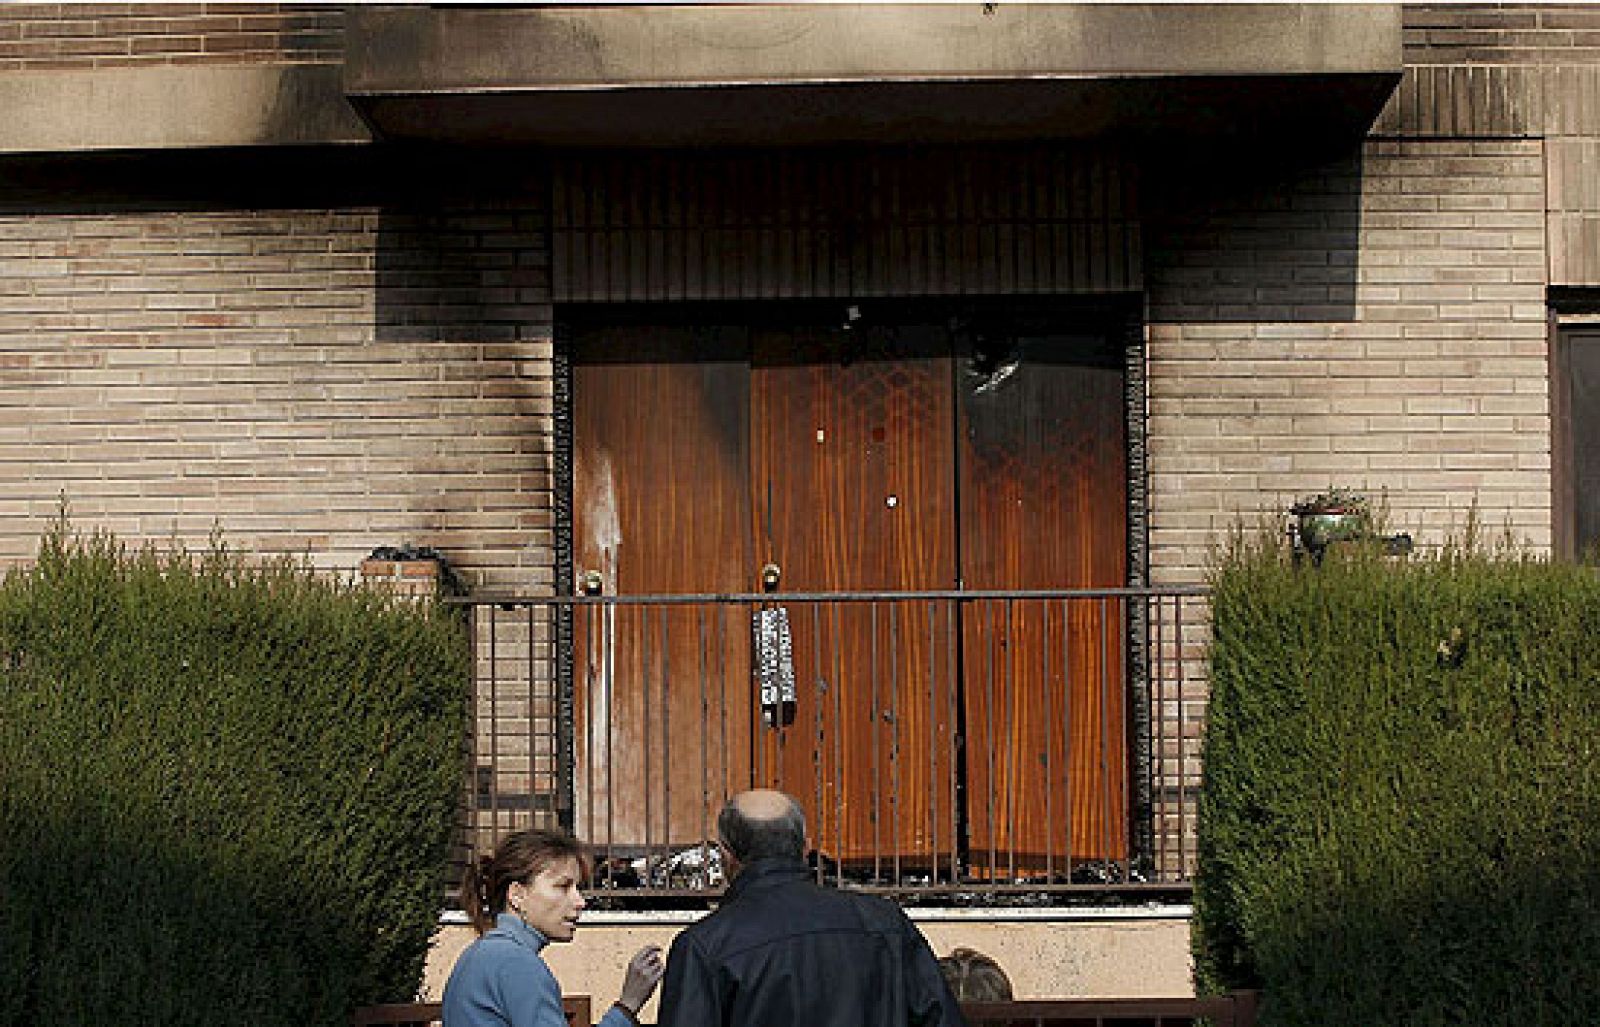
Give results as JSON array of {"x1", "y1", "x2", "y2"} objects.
[{"x1": 453, "y1": 586, "x2": 1207, "y2": 901}]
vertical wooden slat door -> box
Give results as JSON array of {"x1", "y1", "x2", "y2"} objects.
[
  {"x1": 571, "y1": 325, "x2": 755, "y2": 853},
  {"x1": 752, "y1": 324, "x2": 960, "y2": 869},
  {"x1": 570, "y1": 308, "x2": 1130, "y2": 879},
  {"x1": 958, "y1": 329, "x2": 1129, "y2": 875}
]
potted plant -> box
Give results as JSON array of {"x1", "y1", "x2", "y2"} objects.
[{"x1": 1290, "y1": 488, "x2": 1373, "y2": 553}]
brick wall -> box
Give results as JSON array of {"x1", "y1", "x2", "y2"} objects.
[
  {"x1": 1386, "y1": 4, "x2": 1600, "y2": 285},
  {"x1": 0, "y1": 3, "x2": 342, "y2": 72},
  {"x1": 1405, "y1": 3, "x2": 1600, "y2": 64},
  {"x1": 0, "y1": 202, "x2": 553, "y2": 594},
  {"x1": 1145, "y1": 138, "x2": 1550, "y2": 589}
]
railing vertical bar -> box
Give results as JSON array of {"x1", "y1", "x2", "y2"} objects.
[
  {"x1": 1060, "y1": 597, "x2": 1073, "y2": 880},
  {"x1": 1131, "y1": 593, "x2": 1145, "y2": 883},
  {"x1": 1175, "y1": 593, "x2": 1188, "y2": 878},
  {"x1": 832, "y1": 600, "x2": 845, "y2": 888},
  {"x1": 946, "y1": 599, "x2": 959, "y2": 885},
  {"x1": 984, "y1": 600, "x2": 997, "y2": 880},
  {"x1": 1116, "y1": 596, "x2": 1130, "y2": 883},
  {"x1": 1041, "y1": 596, "x2": 1055, "y2": 882},
  {"x1": 603, "y1": 600, "x2": 615, "y2": 866},
  {"x1": 718, "y1": 603, "x2": 732, "y2": 821},
  {"x1": 1158, "y1": 591, "x2": 1171, "y2": 883},
  {"x1": 698, "y1": 605, "x2": 710, "y2": 881},
  {"x1": 584, "y1": 604, "x2": 596, "y2": 847},
  {"x1": 526, "y1": 605, "x2": 537, "y2": 830},
  {"x1": 466, "y1": 603, "x2": 480, "y2": 863},
  {"x1": 660, "y1": 605, "x2": 672, "y2": 864},
  {"x1": 551, "y1": 600, "x2": 567, "y2": 830},
  {"x1": 546, "y1": 602, "x2": 558, "y2": 829},
  {"x1": 813, "y1": 603, "x2": 826, "y2": 886},
  {"x1": 641, "y1": 607, "x2": 654, "y2": 860},
  {"x1": 926, "y1": 601, "x2": 938, "y2": 875},
  {"x1": 889, "y1": 601, "x2": 901, "y2": 886},
  {"x1": 1133, "y1": 595, "x2": 1146, "y2": 880},
  {"x1": 1100, "y1": 596, "x2": 1114, "y2": 880},
  {"x1": 871, "y1": 601, "x2": 882, "y2": 883},
  {"x1": 1149, "y1": 594, "x2": 1163, "y2": 879},
  {"x1": 1146, "y1": 597, "x2": 1156, "y2": 884},
  {"x1": 1003, "y1": 597, "x2": 1016, "y2": 883},
  {"x1": 488, "y1": 604, "x2": 500, "y2": 838}
]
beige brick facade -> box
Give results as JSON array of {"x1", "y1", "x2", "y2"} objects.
[
  {"x1": 0, "y1": 3, "x2": 342, "y2": 71},
  {"x1": 1, "y1": 139, "x2": 1555, "y2": 591},
  {"x1": 1145, "y1": 137, "x2": 1551, "y2": 587},
  {"x1": 0, "y1": 206, "x2": 556, "y2": 593}
]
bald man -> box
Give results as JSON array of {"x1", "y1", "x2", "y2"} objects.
[{"x1": 656, "y1": 790, "x2": 966, "y2": 1027}]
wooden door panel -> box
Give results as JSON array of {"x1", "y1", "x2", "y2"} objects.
[
  {"x1": 768, "y1": 599, "x2": 961, "y2": 874},
  {"x1": 572, "y1": 326, "x2": 754, "y2": 852},
  {"x1": 569, "y1": 310, "x2": 1133, "y2": 881},
  {"x1": 752, "y1": 325, "x2": 959, "y2": 867},
  {"x1": 958, "y1": 331, "x2": 1128, "y2": 872}
]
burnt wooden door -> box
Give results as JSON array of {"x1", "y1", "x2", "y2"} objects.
[
  {"x1": 751, "y1": 325, "x2": 959, "y2": 868},
  {"x1": 571, "y1": 310, "x2": 1127, "y2": 876},
  {"x1": 957, "y1": 330, "x2": 1129, "y2": 875},
  {"x1": 572, "y1": 325, "x2": 755, "y2": 853},
  {"x1": 572, "y1": 321, "x2": 958, "y2": 865}
]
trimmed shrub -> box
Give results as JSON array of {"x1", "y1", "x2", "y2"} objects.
[
  {"x1": 0, "y1": 522, "x2": 469, "y2": 1026},
  {"x1": 1194, "y1": 528, "x2": 1600, "y2": 1024}
]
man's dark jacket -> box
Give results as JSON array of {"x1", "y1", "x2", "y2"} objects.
[{"x1": 655, "y1": 857, "x2": 966, "y2": 1027}]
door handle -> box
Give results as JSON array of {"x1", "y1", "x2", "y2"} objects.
[{"x1": 760, "y1": 563, "x2": 781, "y2": 591}]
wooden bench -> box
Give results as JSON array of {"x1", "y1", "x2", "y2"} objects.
[
  {"x1": 351, "y1": 996, "x2": 590, "y2": 1026},
  {"x1": 352, "y1": 991, "x2": 1257, "y2": 1026}
]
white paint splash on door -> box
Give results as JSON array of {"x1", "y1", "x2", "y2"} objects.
[{"x1": 575, "y1": 447, "x2": 623, "y2": 833}]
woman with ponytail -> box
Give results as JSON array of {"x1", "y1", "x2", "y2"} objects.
[{"x1": 441, "y1": 828, "x2": 664, "y2": 1027}]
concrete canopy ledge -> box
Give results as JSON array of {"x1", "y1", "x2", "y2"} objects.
[
  {"x1": 0, "y1": 65, "x2": 371, "y2": 154},
  {"x1": 346, "y1": 3, "x2": 1401, "y2": 147}
]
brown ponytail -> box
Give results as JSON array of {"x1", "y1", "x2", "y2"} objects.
[
  {"x1": 459, "y1": 828, "x2": 586, "y2": 936},
  {"x1": 458, "y1": 855, "x2": 496, "y2": 936}
]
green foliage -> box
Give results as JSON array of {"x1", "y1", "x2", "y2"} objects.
[
  {"x1": 0, "y1": 520, "x2": 469, "y2": 1026},
  {"x1": 1194, "y1": 528, "x2": 1600, "y2": 1024},
  {"x1": 1288, "y1": 487, "x2": 1370, "y2": 516}
]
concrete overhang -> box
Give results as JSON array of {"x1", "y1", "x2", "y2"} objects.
[
  {"x1": 0, "y1": 65, "x2": 371, "y2": 154},
  {"x1": 345, "y1": 3, "x2": 1402, "y2": 147}
]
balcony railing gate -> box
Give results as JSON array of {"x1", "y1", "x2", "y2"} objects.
[{"x1": 455, "y1": 587, "x2": 1207, "y2": 901}]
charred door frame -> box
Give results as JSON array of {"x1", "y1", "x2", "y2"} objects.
[{"x1": 552, "y1": 296, "x2": 1152, "y2": 877}]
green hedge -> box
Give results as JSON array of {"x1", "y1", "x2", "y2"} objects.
[
  {"x1": 1194, "y1": 530, "x2": 1600, "y2": 1024},
  {"x1": 0, "y1": 523, "x2": 469, "y2": 1026}
]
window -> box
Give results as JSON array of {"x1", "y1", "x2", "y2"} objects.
[{"x1": 1555, "y1": 325, "x2": 1600, "y2": 559}]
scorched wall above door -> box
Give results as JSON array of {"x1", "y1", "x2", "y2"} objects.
[{"x1": 343, "y1": 4, "x2": 1402, "y2": 148}]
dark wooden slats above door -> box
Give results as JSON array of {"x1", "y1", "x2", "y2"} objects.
[{"x1": 552, "y1": 146, "x2": 1142, "y2": 302}]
